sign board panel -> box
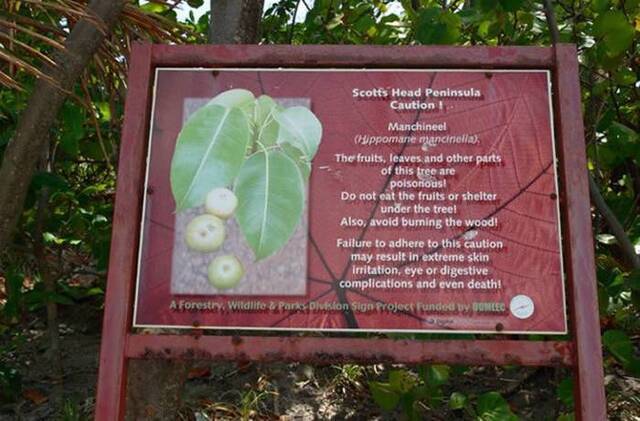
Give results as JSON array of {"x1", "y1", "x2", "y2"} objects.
[
  {"x1": 133, "y1": 68, "x2": 567, "y2": 334},
  {"x1": 96, "y1": 45, "x2": 606, "y2": 421}
]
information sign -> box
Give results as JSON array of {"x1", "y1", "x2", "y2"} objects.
[
  {"x1": 95, "y1": 45, "x2": 606, "y2": 421},
  {"x1": 134, "y1": 68, "x2": 567, "y2": 334}
]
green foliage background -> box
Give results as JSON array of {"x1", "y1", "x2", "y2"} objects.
[{"x1": 0, "y1": 0, "x2": 638, "y2": 418}]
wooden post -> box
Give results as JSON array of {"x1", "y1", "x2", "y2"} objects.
[
  {"x1": 94, "y1": 43, "x2": 153, "y2": 421},
  {"x1": 553, "y1": 43, "x2": 607, "y2": 420}
]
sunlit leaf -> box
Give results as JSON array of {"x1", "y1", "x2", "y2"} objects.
[
  {"x1": 449, "y1": 392, "x2": 468, "y2": 410},
  {"x1": 389, "y1": 370, "x2": 417, "y2": 393},
  {"x1": 369, "y1": 381, "x2": 400, "y2": 411},
  {"x1": 477, "y1": 392, "x2": 518, "y2": 420}
]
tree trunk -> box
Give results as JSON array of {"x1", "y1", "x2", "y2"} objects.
[
  {"x1": 0, "y1": 0, "x2": 125, "y2": 255},
  {"x1": 209, "y1": 0, "x2": 265, "y2": 43}
]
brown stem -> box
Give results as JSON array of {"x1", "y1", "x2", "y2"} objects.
[
  {"x1": 589, "y1": 174, "x2": 640, "y2": 269},
  {"x1": 33, "y1": 185, "x2": 64, "y2": 400},
  {"x1": 543, "y1": 0, "x2": 560, "y2": 44},
  {"x1": 288, "y1": 0, "x2": 301, "y2": 44},
  {"x1": 32, "y1": 135, "x2": 64, "y2": 401}
]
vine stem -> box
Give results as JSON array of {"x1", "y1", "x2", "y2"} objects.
[{"x1": 588, "y1": 174, "x2": 640, "y2": 269}]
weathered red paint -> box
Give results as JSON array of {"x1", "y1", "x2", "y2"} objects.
[
  {"x1": 95, "y1": 43, "x2": 153, "y2": 421},
  {"x1": 95, "y1": 44, "x2": 606, "y2": 421},
  {"x1": 150, "y1": 44, "x2": 555, "y2": 69},
  {"x1": 125, "y1": 334, "x2": 574, "y2": 367},
  {"x1": 553, "y1": 44, "x2": 607, "y2": 421}
]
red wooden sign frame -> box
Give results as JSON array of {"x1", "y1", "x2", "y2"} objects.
[{"x1": 95, "y1": 44, "x2": 606, "y2": 420}]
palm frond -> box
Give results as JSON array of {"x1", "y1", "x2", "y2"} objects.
[
  {"x1": 0, "y1": 47, "x2": 59, "y2": 87},
  {"x1": 0, "y1": 31, "x2": 57, "y2": 67},
  {"x1": 0, "y1": 69, "x2": 23, "y2": 90},
  {"x1": 0, "y1": 0, "x2": 198, "y2": 93},
  {"x1": 0, "y1": 17, "x2": 67, "y2": 50}
]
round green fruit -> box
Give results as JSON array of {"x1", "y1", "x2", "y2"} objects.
[
  {"x1": 184, "y1": 214, "x2": 225, "y2": 252},
  {"x1": 208, "y1": 254, "x2": 244, "y2": 289},
  {"x1": 205, "y1": 187, "x2": 238, "y2": 219}
]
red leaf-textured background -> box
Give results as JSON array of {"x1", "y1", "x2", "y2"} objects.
[{"x1": 134, "y1": 69, "x2": 566, "y2": 334}]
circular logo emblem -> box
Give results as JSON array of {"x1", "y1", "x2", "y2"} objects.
[{"x1": 509, "y1": 295, "x2": 535, "y2": 319}]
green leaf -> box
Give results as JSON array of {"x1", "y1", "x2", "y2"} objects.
[
  {"x1": 556, "y1": 377, "x2": 574, "y2": 407},
  {"x1": 592, "y1": 0, "x2": 609, "y2": 13},
  {"x1": 43, "y1": 232, "x2": 65, "y2": 245},
  {"x1": 415, "y1": 8, "x2": 461, "y2": 45},
  {"x1": 596, "y1": 233, "x2": 616, "y2": 245},
  {"x1": 596, "y1": 109, "x2": 615, "y2": 132},
  {"x1": 141, "y1": 2, "x2": 169, "y2": 14},
  {"x1": 614, "y1": 68, "x2": 637, "y2": 86},
  {"x1": 594, "y1": 43, "x2": 624, "y2": 70},
  {"x1": 60, "y1": 103, "x2": 85, "y2": 156},
  {"x1": 275, "y1": 106, "x2": 323, "y2": 159},
  {"x1": 628, "y1": 269, "x2": 640, "y2": 291},
  {"x1": 51, "y1": 293, "x2": 74, "y2": 306},
  {"x1": 476, "y1": 392, "x2": 517, "y2": 421},
  {"x1": 0, "y1": 361, "x2": 21, "y2": 402},
  {"x1": 234, "y1": 149, "x2": 305, "y2": 260},
  {"x1": 59, "y1": 132, "x2": 80, "y2": 157},
  {"x1": 96, "y1": 102, "x2": 111, "y2": 122},
  {"x1": 32, "y1": 172, "x2": 69, "y2": 193},
  {"x1": 426, "y1": 365, "x2": 450, "y2": 387},
  {"x1": 170, "y1": 104, "x2": 250, "y2": 211},
  {"x1": 281, "y1": 143, "x2": 311, "y2": 181},
  {"x1": 254, "y1": 95, "x2": 281, "y2": 147},
  {"x1": 389, "y1": 369, "x2": 417, "y2": 393},
  {"x1": 3, "y1": 267, "x2": 24, "y2": 321},
  {"x1": 208, "y1": 88, "x2": 255, "y2": 117},
  {"x1": 499, "y1": 0, "x2": 524, "y2": 12},
  {"x1": 477, "y1": 0, "x2": 499, "y2": 12},
  {"x1": 369, "y1": 381, "x2": 401, "y2": 411},
  {"x1": 399, "y1": 393, "x2": 420, "y2": 420},
  {"x1": 449, "y1": 392, "x2": 468, "y2": 410},
  {"x1": 632, "y1": 290, "x2": 640, "y2": 309},
  {"x1": 602, "y1": 329, "x2": 635, "y2": 365},
  {"x1": 593, "y1": 11, "x2": 635, "y2": 56},
  {"x1": 628, "y1": 359, "x2": 640, "y2": 376}
]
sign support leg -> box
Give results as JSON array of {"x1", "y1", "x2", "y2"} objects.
[
  {"x1": 95, "y1": 43, "x2": 154, "y2": 421},
  {"x1": 554, "y1": 43, "x2": 607, "y2": 421}
]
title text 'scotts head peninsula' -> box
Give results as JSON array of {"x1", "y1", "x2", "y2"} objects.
[
  {"x1": 352, "y1": 87, "x2": 482, "y2": 98},
  {"x1": 352, "y1": 86, "x2": 483, "y2": 110}
]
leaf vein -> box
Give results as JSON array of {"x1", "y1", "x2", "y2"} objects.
[{"x1": 177, "y1": 106, "x2": 231, "y2": 210}]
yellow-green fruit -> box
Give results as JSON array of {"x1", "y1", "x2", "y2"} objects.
[
  {"x1": 205, "y1": 187, "x2": 238, "y2": 219},
  {"x1": 184, "y1": 214, "x2": 225, "y2": 252},
  {"x1": 208, "y1": 255, "x2": 244, "y2": 289}
]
